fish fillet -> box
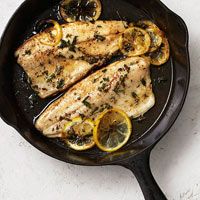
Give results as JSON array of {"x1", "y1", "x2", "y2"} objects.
[
  {"x1": 15, "y1": 21, "x2": 127, "y2": 98},
  {"x1": 35, "y1": 57, "x2": 155, "y2": 138}
]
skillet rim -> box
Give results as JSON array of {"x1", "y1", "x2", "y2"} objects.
[{"x1": 0, "y1": 0, "x2": 190, "y2": 166}]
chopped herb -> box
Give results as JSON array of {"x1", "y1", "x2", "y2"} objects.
[
  {"x1": 46, "y1": 73, "x2": 55, "y2": 82},
  {"x1": 124, "y1": 43, "x2": 133, "y2": 52},
  {"x1": 59, "y1": 39, "x2": 68, "y2": 49},
  {"x1": 113, "y1": 74, "x2": 128, "y2": 94},
  {"x1": 66, "y1": 34, "x2": 72, "y2": 38},
  {"x1": 113, "y1": 83, "x2": 124, "y2": 94},
  {"x1": 82, "y1": 96, "x2": 92, "y2": 108},
  {"x1": 25, "y1": 50, "x2": 31, "y2": 55},
  {"x1": 94, "y1": 34, "x2": 106, "y2": 42},
  {"x1": 93, "y1": 78, "x2": 98, "y2": 83},
  {"x1": 131, "y1": 92, "x2": 138, "y2": 98},
  {"x1": 103, "y1": 77, "x2": 109, "y2": 82},
  {"x1": 98, "y1": 83, "x2": 109, "y2": 92},
  {"x1": 58, "y1": 36, "x2": 77, "y2": 52},
  {"x1": 132, "y1": 92, "x2": 139, "y2": 104},
  {"x1": 55, "y1": 66, "x2": 64, "y2": 75},
  {"x1": 99, "y1": 103, "x2": 112, "y2": 112},
  {"x1": 130, "y1": 62, "x2": 136, "y2": 65},
  {"x1": 97, "y1": 25, "x2": 102, "y2": 28},
  {"x1": 141, "y1": 78, "x2": 146, "y2": 86},
  {"x1": 56, "y1": 53, "x2": 66, "y2": 59},
  {"x1": 91, "y1": 103, "x2": 112, "y2": 115},
  {"x1": 69, "y1": 36, "x2": 77, "y2": 52},
  {"x1": 102, "y1": 69, "x2": 107, "y2": 73},
  {"x1": 56, "y1": 79, "x2": 65, "y2": 89}
]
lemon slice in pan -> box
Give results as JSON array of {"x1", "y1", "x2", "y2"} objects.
[
  {"x1": 60, "y1": 0, "x2": 102, "y2": 22},
  {"x1": 94, "y1": 109, "x2": 132, "y2": 152},
  {"x1": 64, "y1": 117, "x2": 95, "y2": 151},
  {"x1": 39, "y1": 20, "x2": 63, "y2": 46},
  {"x1": 119, "y1": 27, "x2": 151, "y2": 57},
  {"x1": 148, "y1": 37, "x2": 170, "y2": 66},
  {"x1": 137, "y1": 20, "x2": 164, "y2": 52}
]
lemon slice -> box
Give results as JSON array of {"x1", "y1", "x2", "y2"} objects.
[
  {"x1": 119, "y1": 27, "x2": 151, "y2": 57},
  {"x1": 94, "y1": 109, "x2": 132, "y2": 152},
  {"x1": 148, "y1": 37, "x2": 170, "y2": 66},
  {"x1": 60, "y1": 0, "x2": 102, "y2": 22},
  {"x1": 64, "y1": 117, "x2": 95, "y2": 151},
  {"x1": 137, "y1": 20, "x2": 164, "y2": 52},
  {"x1": 39, "y1": 20, "x2": 63, "y2": 46}
]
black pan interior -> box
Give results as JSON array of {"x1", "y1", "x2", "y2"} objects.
[{"x1": 0, "y1": 0, "x2": 189, "y2": 165}]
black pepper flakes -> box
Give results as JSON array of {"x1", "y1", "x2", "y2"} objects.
[{"x1": 141, "y1": 78, "x2": 146, "y2": 86}]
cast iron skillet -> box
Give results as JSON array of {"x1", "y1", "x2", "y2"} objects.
[{"x1": 0, "y1": 0, "x2": 190, "y2": 199}]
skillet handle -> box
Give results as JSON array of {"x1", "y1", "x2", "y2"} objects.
[{"x1": 121, "y1": 148, "x2": 167, "y2": 200}]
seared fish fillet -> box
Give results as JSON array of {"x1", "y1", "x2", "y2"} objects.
[
  {"x1": 15, "y1": 21, "x2": 127, "y2": 98},
  {"x1": 36, "y1": 57, "x2": 155, "y2": 138}
]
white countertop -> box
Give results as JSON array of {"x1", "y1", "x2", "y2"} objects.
[{"x1": 0, "y1": 0, "x2": 200, "y2": 199}]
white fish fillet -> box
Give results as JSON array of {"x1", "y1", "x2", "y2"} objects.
[
  {"x1": 15, "y1": 21, "x2": 127, "y2": 98},
  {"x1": 35, "y1": 57, "x2": 155, "y2": 138}
]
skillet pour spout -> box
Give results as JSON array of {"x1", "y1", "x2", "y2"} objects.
[{"x1": 0, "y1": 0, "x2": 190, "y2": 199}]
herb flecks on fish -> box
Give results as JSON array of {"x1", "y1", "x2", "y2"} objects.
[
  {"x1": 46, "y1": 73, "x2": 56, "y2": 82},
  {"x1": 132, "y1": 92, "x2": 139, "y2": 104},
  {"x1": 57, "y1": 79, "x2": 65, "y2": 89},
  {"x1": 91, "y1": 103, "x2": 112, "y2": 115},
  {"x1": 58, "y1": 36, "x2": 77, "y2": 52},
  {"x1": 55, "y1": 66, "x2": 64, "y2": 75},
  {"x1": 94, "y1": 34, "x2": 106, "y2": 42},
  {"x1": 82, "y1": 96, "x2": 92, "y2": 108},
  {"x1": 59, "y1": 39, "x2": 68, "y2": 49},
  {"x1": 113, "y1": 74, "x2": 128, "y2": 94},
  {"x1": 98, "y1": 77, "x2": 110, "y2": 92}
]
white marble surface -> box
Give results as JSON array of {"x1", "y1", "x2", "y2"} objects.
[{"x1": 0, "y1": 0, "x2": 200, "y2": 199}]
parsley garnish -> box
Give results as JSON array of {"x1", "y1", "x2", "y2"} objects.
[
  {"x1": 56, "y1": 79, "x2": 65, "y2": 89},
  {"x1": 82, "y1": 96, "x2": 92, "y2": 108}
]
